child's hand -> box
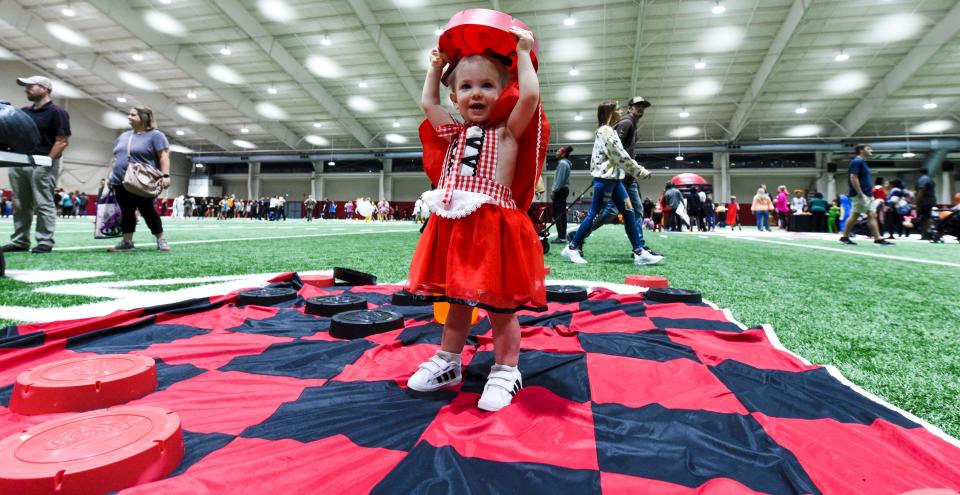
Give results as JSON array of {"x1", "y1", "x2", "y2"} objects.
[
  {"x1": 509, "y1": 26, "x2": 535, "y2": 52},
  {"x1": 429, "y1": 48, "x2": 449, "y2": 70}
]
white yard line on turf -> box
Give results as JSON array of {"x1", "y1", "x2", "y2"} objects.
[
  {"x1": 732, "y1": 236, "x2": 960, "y2": 269},
  {"x1": 52, "y1": 228, "x2": 419, "y2": 252}
]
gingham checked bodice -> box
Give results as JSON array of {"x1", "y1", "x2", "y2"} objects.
[{"x1": 434, "y1": 123, "x2": 516, "y2": 210}]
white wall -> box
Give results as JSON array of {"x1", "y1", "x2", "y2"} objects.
[
  {"x1": 324, "y1": 177, "x2": 379, "y2": 200},
  {"x1": 392, "y1": 176, "x2": 432, "y2": 201}
]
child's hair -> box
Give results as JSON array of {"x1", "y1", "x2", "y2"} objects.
[
  {"x1": 447, "y1": 55, "x2": 509, "y2": 90},
  {"x1": 597, "y1": 100, "x2": 618, "y2": 126}
]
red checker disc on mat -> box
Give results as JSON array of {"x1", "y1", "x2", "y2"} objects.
[
  {"x1": 625, "y1": 275, "x2": 669, "y2": 288},
  {"x1": 0, "y1": 406, "x2": 184, "y2": 495},
  {"x1": 10, "y1": 355, "x2": 157, "y2": 416},
  {"x1": 301, "y1": 274, "x2": 335, "y2": 289}
]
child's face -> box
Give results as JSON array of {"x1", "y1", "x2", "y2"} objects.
[{"x1": 449, "y1": 57, "x2": 504, "y2": 123}]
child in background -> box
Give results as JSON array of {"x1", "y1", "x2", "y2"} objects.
[
  {"x1": 715, "y1": 201, "x2": 727, "y2": 228},
  {"x1": 405, "y1": 26, "x2": 546, "y2": 412},
  {"x1": 726, "y1": 196, "x2": 741, "y2": 230},
  {"x1": 827, "y1": 200, "x2": 841, "y2": 234}
]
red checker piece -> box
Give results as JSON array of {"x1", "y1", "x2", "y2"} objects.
[
  {"x1": 439, "y1": 8, "x2": 540, "y2": 84},
  {"x1": 0, "y1": 406, "x2": 184, "y2": 495},
  {"x1": 301, "y1": 274, "x2": 335, "y2": 289},
  {"x1": 544, "y1": 265, "x2": 551, "y2": 275},
  {"x1": 10, "y1": 355, "x2": 157, "y2": 415},
  {"x1": 625, "y1": 275, "x2": 669, "y2": 288}
]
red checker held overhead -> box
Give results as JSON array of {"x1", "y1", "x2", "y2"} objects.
[
  {"x1": 438, "y1": 8, "x2": 539, "y2": 86},
  {"x1": 10, "y1": 355, "x2": 157, "y2": 416},
  {"x1": 0, "y1": 405, "x2": 184, "y2": 495},
  {"x1": 301, "y1": 274, "x2": 335, "y2": 289},
  {"x1": 625, "y1": 275, "x2": 669, "y2": 288}
]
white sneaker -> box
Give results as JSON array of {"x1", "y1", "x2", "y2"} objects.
[
  {"x1": 477, "y1": 364, "x2": 522, "y2": 412},
  {"x1": 633, "y1": 249, "x2": 664, "y2": 265},
  {"x1": 561, "y1": 245, "x2": 588, "y2": 264},
  {"x1": 407, "y1": 353, "x2": 462, "y2": 392}
]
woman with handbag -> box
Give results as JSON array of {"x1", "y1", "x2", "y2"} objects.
[{"x1": 107, "y1": 106, "x2": 171, "y2": 252}]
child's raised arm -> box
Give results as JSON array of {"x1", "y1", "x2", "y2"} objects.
[
  {"x1": 506, "y1": 27, "x2": 539, "y2": 139},
  {"x1": 422, "y1": 48, "x2": 455, "y2": 129}
]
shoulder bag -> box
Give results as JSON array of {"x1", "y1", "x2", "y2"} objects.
[{"x1": 121, "y1": 132, "x2": 164, "y2": 197}]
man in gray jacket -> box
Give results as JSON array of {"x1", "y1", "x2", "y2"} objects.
[{"x1": 550, "y1": 146, "x2": 573, "y2": 244}]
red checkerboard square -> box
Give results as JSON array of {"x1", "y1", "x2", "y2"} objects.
[
  {"x1": 132, "y1": 332, "x2": 295, "y2": 370},
  {"x1": 129, "y1": 370, "x2": 325, "y2": 435},
  {"x1": 587, "y1": 353, "x2": 747, "y2": 414},
  {"x1": 419, "y1": 386, "x2": 598, "y2": 471},
  {"x1": 666, "y1": 328, "x2": 818, "y2": 372},
  {"x1": 158, "y1": 304, "x2": 279, "y2": 331},
  {"x1": 600, "y1": 471, "x2": 767, "y2": 494},
  {"x1": 333, "y1": 343, "x2": 478, "y2": 386},
  {"x1": 570, "y1": 311, "x2": 657, "y2": 335}
]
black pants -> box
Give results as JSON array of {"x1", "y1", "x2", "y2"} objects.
[
  {"x1": 916, "y1": 203, "x2": 935, "y2": 238},
  {"x1": 552, "y1": 187, "x2": 569, "y2": 240},
  {"x1": 114, "y1": 185, "x2": 163, "y2": 236},
  {"x1": 812, "y1": 210, "x2": 826, "y2": 232}
]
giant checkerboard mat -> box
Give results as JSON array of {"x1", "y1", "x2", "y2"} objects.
[{"x1": 2, "y1": 273, "x2": 958, "y2": 494}]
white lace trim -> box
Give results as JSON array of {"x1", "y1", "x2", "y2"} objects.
[{"x1": 422, "y1": 189, "x2": 493, "y2": 219}]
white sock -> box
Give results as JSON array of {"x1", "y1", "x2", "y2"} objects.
[
  {"x1": 491, "y1": 363, "x2": 518, "y2": 373},
  {"x1": 435, "y1": 350, "x2": 461, "y2": 365}
]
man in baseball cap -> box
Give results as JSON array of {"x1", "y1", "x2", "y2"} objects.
[{"x1": 2, "y1": 75, "x2": 70, "y2": 254}]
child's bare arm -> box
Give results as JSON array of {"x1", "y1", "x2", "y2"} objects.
[
  {"x1": 506, "y1": 27, "x2": 539, "y2": 139},
  {"x1": 423, "y1": 48, "x2": 455, "y2": 129}
]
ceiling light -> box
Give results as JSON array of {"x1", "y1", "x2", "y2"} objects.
[
  {"x1": 574, "y1": 112, "x2": 583, "y2": 121},
  {"x1": 697, "y1": 26, "x2": 744, "y2": 53},
  {"x1": 47, "y1": 78, "x2": 85, "y2": 98},
  {"x1": 56, "y1": 62, "x2": 68, "y2": 70},
  {"x1": 187, "y1": 91, "x2": 197, "y2": 99},
  {"x1": 911, "y1": 120, "x2": 954, "y2": 134},
  {"x1": 823, "y1": 71, "x2": 868, "y2": 95},
  {"x1": 320, "y1": 35, "x2": 331, "y2": 46},
  {"x1": 783, "y1": 124, "x2": 822, "y2": 137},
  {"x1": 670, "y1": 126, "x2": 700, "y2": 138},
  {"x1": 240, "y1": 126, "x2": 249, "y2": 133},
  {"x1": 175, "y1": 129, "x2": 185, "y2": 136},
  {"x1": 675, "y1": 154, "x2": 685, "y2": 161},
  {"x1": 118, "y1": 69, "x2": 159, "y2": 91},
  {"x1": 176, "y1": 106, "x2": 208, "y2": 124},
  {"x1": 864, "y1": 13, "x2": 924, "y2": 44},
  {"x1": 549, "y1": 38, "x2": 592, "y2": 62},
  {"x1": 684, "y1": 78, "x2": 720, "y2": 100},
  {"x1": 835, "y1": 51, "x2": 849, "y2": 62},
  {"x1": 902, "y1": 152, "x2": 916, "y2": 158},
  {"x1": 46, "y1": 22, "x2": 91, "y2": 47},
  {"x1": 358, "y1": 79, "x2": 368, "y2": 88},
  {"x1": 385, "y1": 133, "x2": 408, "y2": 144},
  {"x1": 679, "y1": 109, "x2": 690, "y2": 118},
  {"x1": 232, "y1": 139, "x2": 257, "y2": 149},
  {"x1": 132, "y1": 53, "x2": 144, "y2": 62},
  {"x1": 305, "y1": 135, "x2": 329, "y2": 146},
  {"x1": 255, "y1": 102, "x2": 288, "y2": 120},
  {"x1": 923, "y1": 100, "x2": 938, "y2": 110},
  {"x1": 267, "y1": 86, "x2": 278, "y2": 95},
  {"x1": 305, "y1": 55, "x2": 342, "y2": 79},
  {"x1": 158, "y1": 0, "x2": 172, "y2": 4},
  {"x1": 711, "y1": 2, "x2": 725, "y2": 15},
  {"x1": 564, "y1": 130, "x2": 593, "y2": 141},
  {"x1": 795, "y1": 106, "x2": 807, "y2": 115},
  {"x1": 568, "y1": 66, "x2": 579, "y2": 76},
  {"x1": 116, "y1": 96, "x2": 127, "y2": 103},
  {"x1": 392, "y1": 120, "x2": 400, "y2": 128},
  {"x1": 694, "y1": 59, "x2": 706, "y2": 70},
  {"x1": 102, "y1": 111, "x2": 129, "y2": 129},
  {"x1": 327, "y1": 161, "x2": 335, "y2": 166},
  {"x1": 258, "y1": 0, "x2": 299, "y2": 23},
  {"x1": 169, "y1": 145, "x2": 194, "y2": 154},
  {"x1": 143, "y1": 10, "x2": 188, "y2": 37},
  {"x1": 347, "y1": 96, "x2": 376, "y2": 112},
  {"x1": 563, "y1": 15, "x2": 576, "y2": 26},
  {"x1": 434, "y1": 27, "x2": 443, "y2": 36},
  {"x1": 557, "y1": 85, "x2": 591, "y2": 103},
  {"x1": 313, "y1": 122, "x2": 323, "y2": 128},
  {"x1": 61, "y1": 7, "x2": 76, "y2": 17},
  {"x1": 220, "y1": 45, "x2": 232, "y2": 56},
  {"x1": 207, "y1": 64, "x2": 245, "y2": 85}
]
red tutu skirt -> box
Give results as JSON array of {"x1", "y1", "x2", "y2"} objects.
[{"x1": 406, "y1": 204, "x2": 546, "y2": 313}]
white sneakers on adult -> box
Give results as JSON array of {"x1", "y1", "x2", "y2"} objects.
[
  {"x1": 561, "y1": 245, "x2": 587, "y2": 264},
  {"x1": 633, "y1": 248, "x2": 664, "y2": 265},
  {"x1": 407, "y1": 352, "x2": 462, "y2": 392},
  {"x1": 477, "y1": 364, "x2": 522, "y2": 412}
]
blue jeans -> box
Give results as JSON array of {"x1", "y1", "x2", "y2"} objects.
[
  {"x1": 597, "y1": 181, "x2": 646, "y2": 249},
  {"x1": 570, "y1": 178, "x2": 642, "y2": 251},
  {"x1": 756, "y1": 211, "x2": 770, "y2": 231}
]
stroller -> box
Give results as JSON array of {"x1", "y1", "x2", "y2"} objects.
[
  {"x1": 528, "y1": 188, "x2": 591, "y2": 255},
  {"x1": 929, "y1": 208, "x2": 960, "y2": 243}
]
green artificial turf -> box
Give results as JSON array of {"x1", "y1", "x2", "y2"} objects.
[{"x1": 1, "y1": 218, "x2": 958, "y2": 438}]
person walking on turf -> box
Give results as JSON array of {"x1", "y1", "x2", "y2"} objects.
[
  {"x1": 840, "y1": 145, "x2": 892, "y2": 246},
  {"x1": 106, "y1": 107, "x2": 171, "y2": 252},
  {"x1": 3, "y1": 76, "x2": 71, "y2": 254},
  {"x1": 550, "y1": 145, "x2": 572, "y2": 244},
  {"x1": 406, "y1": 27, "x2": 548, "y2": 412},
  {"x1": 561, "y1": 100, "x2": 661, "y2": 265},
  {"x1": 915, "y1": 172, "x2": 936, "y2": 240},
  {"x1": 752, "y1": 188, "x2": 772, "y2": 232}
]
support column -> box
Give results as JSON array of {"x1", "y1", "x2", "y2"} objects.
[
  {"x1": 712, "y1": 151, "x2": 730, "y2": 200},
  {"x1": 382, "y1": 158, "x2": 393, "y2": 201},
  {"x1": 311, "y1": 161, "x2": 323, "y2": 199},
  {"x1": 815, "y1": 152, "x2": 828, "y2": 194},
  {"x1": 942, "y1": 170, "x2": 952, "y2": 205},
  {"x1": 247, "y1": 162, "x2": 260, "y2": 199}
]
